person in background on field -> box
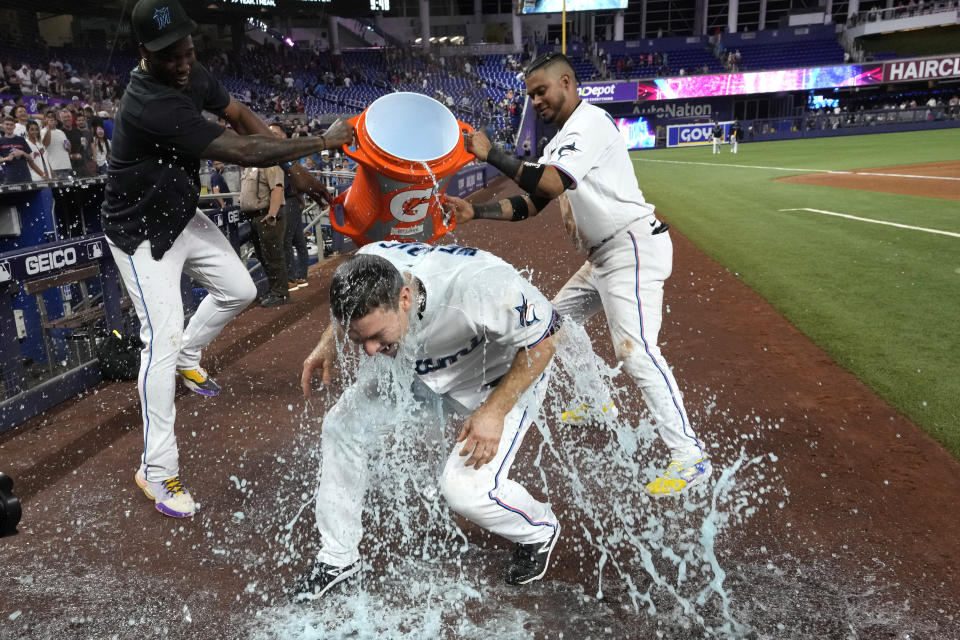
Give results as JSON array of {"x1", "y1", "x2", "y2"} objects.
[{"x1": 728, "y1": 120, "x2": 742, "y2": 154}]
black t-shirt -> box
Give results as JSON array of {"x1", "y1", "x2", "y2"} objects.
[
  {"x1": 101, "y1": 62, "x2": 229, "y2": 259},
  {"x1": 62, "y1": 127, "x2": 83, "y2": 171},
  {"x1": 0, "y1": 135, "x2": 32, "y2": 184}
]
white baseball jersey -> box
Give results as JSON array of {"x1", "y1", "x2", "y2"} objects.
[
  {"x1": 360, "y1": 241, "x2": 559, "y2": 410},
  {"x1": 540, "y1": 100, "x2": 655, "y2": 249}
]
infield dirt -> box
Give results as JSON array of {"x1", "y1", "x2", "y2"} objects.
[
  {"x1": 775, "y1": 160, "x2": 960, "y2": 199},
  {"x1": 1, "y1": 177, "x2": 958, "y2": 638}
]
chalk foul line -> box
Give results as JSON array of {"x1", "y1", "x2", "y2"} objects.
[
  {"x1": 777, "y1": 208, "x2": 960, "y2": 238},
  {"x1": 637, "y1": 158, "x2": 960, "y2": 181}
]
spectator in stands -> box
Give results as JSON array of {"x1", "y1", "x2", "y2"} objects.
[
  {"x1": 34, "y1": 65, "x2": 50, "y2": 93},
  {"x1": 13, "y1": 105, "x2": 29, "y2": 137},
  {"x1": 41, "y1": 111, "x2": 71, "y2": 180},
  {"x1": 59, "y1": 108, "x2": 84, "y2": 176},
  {"x1": 74, "y1": 111, "x2": 96, "y2": 176},
  {"x1": 1, "y1": 115, "x2": 44, "y2": 184},
  {"x1": 98, "y1": 110, "x2": 114, "y2": 139},
  {"x1": 92, "y1": 125, "x2": 111, "y2": 175},
  {"x1": 24, "y1": 119, "x2": 50, "y2": 182},
  {"x1": 209, "y1": 160, "x2": 232, "y2": 210},
  {"x1": 4, "y1": 62, "x2": 22, "y2": 97},
  {"x1": 16, "y1": 64, "x2": 35, "y2": 95}
]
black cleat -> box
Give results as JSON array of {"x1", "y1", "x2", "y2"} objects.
[
  {"x1": 505, "y1": 525, "x2": 560, "y2": 586},
  {"x1": 290, "y1": 560, "x2": 360, "y2": 602}
]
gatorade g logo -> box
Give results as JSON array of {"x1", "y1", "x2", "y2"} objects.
[
  {"x1": 25, "y1": 247, "x2": 77, "y2": 276},
  {"x1": 679, "y1": 126, "x2": 712, "y2": 142},
  {"x1": 389, "y1": 187, "x2": 436, "y2": 223}
]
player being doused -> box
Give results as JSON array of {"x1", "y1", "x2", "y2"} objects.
[{"x1": 293, "y1": 242, "x2": 563, "y2": 600}]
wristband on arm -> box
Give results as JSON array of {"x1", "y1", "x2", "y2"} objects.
[
  {"x1": 472, "y1": 201, "x2": 504, "y2": 220},
  {"x1": 506, "y1": 195, "x2": 530, "y2": 221},
  {"x1": 485, "y1": 145, "x2": 522, "y2": 180}
]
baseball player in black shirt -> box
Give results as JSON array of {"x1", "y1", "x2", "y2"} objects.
[
  {"x1": 103, "y1": 0, "x2": 355, "y2": 518},
  {"x1": 729, "y1": 120, "x2": 742, "y2": 154}
]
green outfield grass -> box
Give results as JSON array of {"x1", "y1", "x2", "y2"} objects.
[{"x1": 633, "y1": 129, "x2": 960, "y2": 457}]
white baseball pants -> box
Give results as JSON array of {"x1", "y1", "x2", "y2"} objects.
[
  {"x1": 552, "y1": 219, "x2": 705, "y2": 462},
  {"x1": 712, "y1": 137, "x2": 721, "y2": 153},
  {"x1": 730, "y1": 137, "x2": 739, "y2": 153},
  {"x1": 108, "y1": 211, "x2": 257, "y2": 482},
  {"x1": 314, "y1": 367, "x2": 558, "y2": 568}
]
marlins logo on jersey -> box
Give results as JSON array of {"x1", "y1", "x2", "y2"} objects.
[
  {"x1": 514, "y1": 294, "x2": 540, "y2": 328},
  {"x1": 557, "y1": 142, "x2": 579, "y2": 159}
]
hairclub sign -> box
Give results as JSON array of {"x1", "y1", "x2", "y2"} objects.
[
  {"x1": 577, "y1": 82, "x2": 639, "y2": 104},
  {"x1": 883, "y1": 55, "x2": 960, "y2": 83}
]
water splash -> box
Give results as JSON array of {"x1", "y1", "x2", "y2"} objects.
[{"x1": 237, "y1": 318, "x2": 786, "y2": 638}]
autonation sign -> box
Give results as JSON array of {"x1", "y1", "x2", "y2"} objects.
[{"x1": 577, "y1": 81, "x2": 639, "y2": 104}]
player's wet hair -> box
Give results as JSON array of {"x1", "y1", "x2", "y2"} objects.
[
  {"x1": 523, "y1": 52, "x2": 578, "y2": 83},
  {"x1": 329, "y1": 254, "x2": 405, "y2": 326}
]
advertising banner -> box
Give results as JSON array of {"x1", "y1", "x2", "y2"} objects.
[
  {"x1": 577, "y1": 82, "x2": 640, "y2": 104},
  {"x1": 666, "y1": 121, "x2": 733, "y2": 148},
  {"x1": 883, "y1": 55, "x2": 960, "y2": 82},
  {"x1": 638, "y1": 64, "x2": 883, "y2": 102}
]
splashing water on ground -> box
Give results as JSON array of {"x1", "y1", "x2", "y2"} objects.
[{"x1": 241, "y1": 319, "x2": 785, "y2": 638}]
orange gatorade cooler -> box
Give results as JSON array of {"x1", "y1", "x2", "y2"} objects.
[{"x1": 332, "y1": 92, "x2": 475, "y2": 246}]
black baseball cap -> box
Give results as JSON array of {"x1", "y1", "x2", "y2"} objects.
[{"x1": 131, "y1": 0, "x2": 197, "y2": 52}]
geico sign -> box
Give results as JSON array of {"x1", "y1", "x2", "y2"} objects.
[
  {"x1": 679, "y1": 127, "x2": 712, "y2": 142},
  {"x1": 577, "y1": 84, "x2": 615, "y2": 98},
  {"x1": 25, "y1": 247, "x2": 78, "y2": 275}
]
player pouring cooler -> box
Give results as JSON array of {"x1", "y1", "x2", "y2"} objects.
[{"x1": 443, "y1": 52, "x2": 712, "y2": 497}]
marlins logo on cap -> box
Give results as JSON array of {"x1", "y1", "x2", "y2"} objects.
[
  {"x1": 131, "y1": 0, "x2": 197, "y2": 52},
  {"x1": 153, "y1": 6, "x2": 172, "y2": 29}
]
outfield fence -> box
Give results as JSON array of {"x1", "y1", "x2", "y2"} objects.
[{"x1": 742, "y1": 104, "x2": 960, "y2": 143}]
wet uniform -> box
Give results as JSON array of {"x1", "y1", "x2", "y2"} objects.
[
  {"x1": 315, "y1": 241, "x2": 561, "y2": 568},
  {"x1": 542, "y1": 100, "x2": 707, "y2": 464}
]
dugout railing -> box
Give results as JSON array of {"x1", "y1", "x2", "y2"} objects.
[{"x1": 0, "y1": 162, "x2": 493, "y2": 435}]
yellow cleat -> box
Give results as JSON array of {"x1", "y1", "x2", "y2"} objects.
[
  {"x1": 560, "y1": 402, "x2": 619, "y2": 426},
  {"x1": 645, "y1": 457, "x2": 712, "y2": 497}
]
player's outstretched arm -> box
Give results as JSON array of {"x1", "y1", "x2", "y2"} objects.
[
  {"x1": 457, "y1": 331, "x2": 559, "y2": 469},
  {"x1": 301, "y1": 323, "x2": 343, "y2": 397},
  {"x1": 204, "y1": 99, "x2": 355, "y2": 168},
  {"x1": 221, "y1": 98, "x2": 355, "y2": 150},
  {"x1": 442, "y1": 194, "x2": 546, "y2": 224},
  {"x1": 465, "y1": 129, "x2": 568, "y2": 199}
]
